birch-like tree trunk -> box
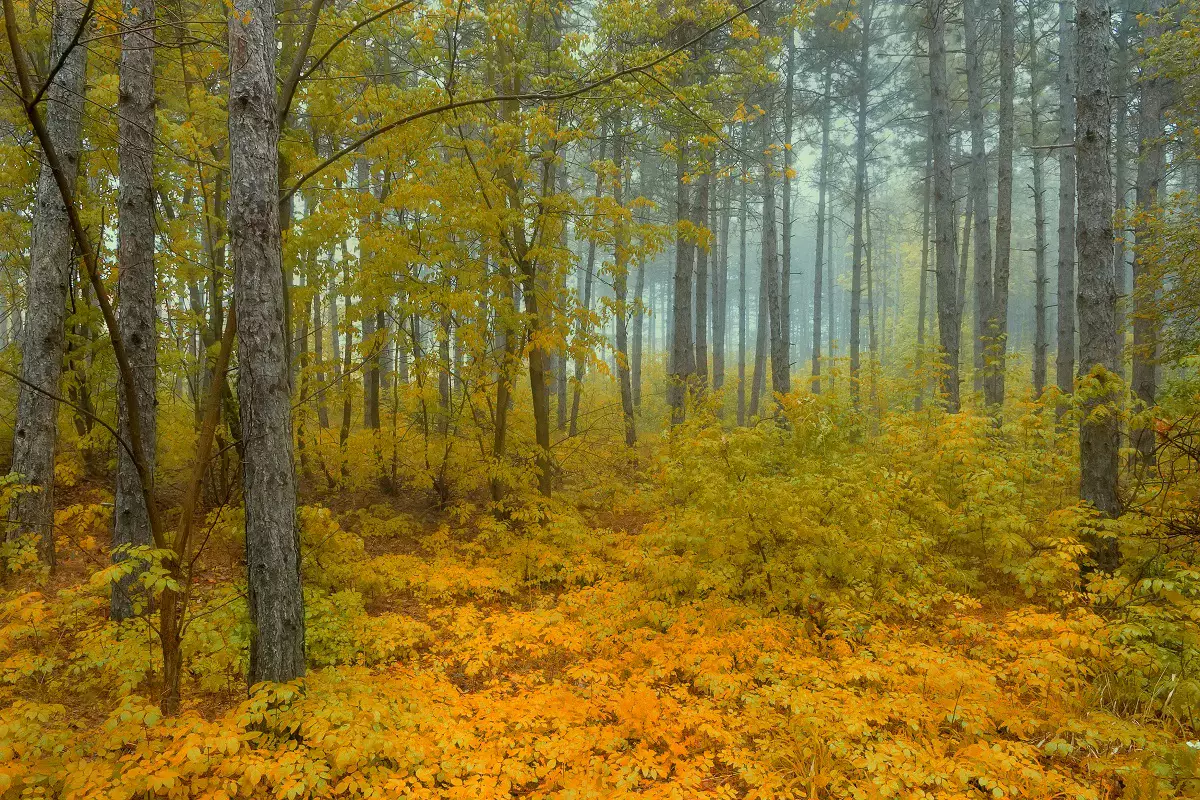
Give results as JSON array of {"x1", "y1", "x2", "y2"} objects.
[
  {"x1": 112, "y1": 0, "x2": 157, "y2": 618},
  {"x1": 228, "y1": 0, "x2": 305, "y2": 683},
  {"x1": 7, "y1": 0, "x2": 89, "y2": 568}
]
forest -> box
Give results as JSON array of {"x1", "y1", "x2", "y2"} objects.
[{"x1": 1, "y1": 0, "x2": 1199, "y2": 794}]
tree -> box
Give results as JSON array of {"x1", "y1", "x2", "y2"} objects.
[
  {"x1": 1075, "y1": 0, "x2": 1120, "y2": 569},
  {"x1": 6, "y1": 0, "x2": 89, "y2": 568},
  {"x1": 987, "y1": 0, "x2": 1015, "y2": 407},
  {"x1": 928, "y1": 0, "x2": 961, "y2": 412},
  {"x1": 963, "y1": 0, "x2": 994, "y2": 401},
  {"x1": 112, "y1": 0, "x2": 158, "y2": 618},
  {"x1": 228, "y1": 0, "x2": 306, "y2": 683},
  {"x1": 811, "y1": 64, "x2": 832, "y2": 395},
  {"x1": 1056, "y1": 0, "x2": 1077, "y2": 411}
]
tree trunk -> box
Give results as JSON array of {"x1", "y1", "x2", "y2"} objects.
[
  {"x1": 916, "y1": 139, "x2": 931, "y2": 411},
  {"x1": 229, "y1": 0, "x2": 305, "y2": 684},
  {"x1": 1056, "y1": 0, "x2": 1077, "y2": 409},
  {"x1": 569, "y1": 134, "x2": 607, "y2": 436},
  {"x1": 112, "y1": 0, "x2": 157, "y2": 618},
  {"x1": 964, "y1": 0, "x2": 994, "y2": 401},
  {"x1": 988, "y1": 0, "x2": 1015, "y2": 407},
  {"x1": 668, "y1": 143, "x2": 695, "y2": 425},
  {"x1": 737, "y1": 126, "x2": 749, "y2": 425},
  {"x1": 1131, "y1": 0, "x2": 1167, "y2": 464},
  {"x1": 812, "y1": 65, "x2": 832, "y2": 395},
  {"x1": 1029, "y1": 0, "x2": 1050, "y2": 398},
  {"x1": 780, "y1": 29, "x2": 796, "y2": 373},
  {"x1": 763, "y1": 125, "x2": 787, "y2": 399},
  {"x1": 613, "y1": 129, "x2": 636, "y2": 447},
  {"x1": 928, "y1": 0, "x2": 961, "y2": 412},
  {"x1": 693, "y1": 171, "x2": 710, "y2": 390},
  {"x1": 7, "y1": 0, "x2": 88, "y2": 569},
  {"x1": 713, "y1": 174, "x2": 731, "y2": 393},
  {"x1": 1075, "y1": 0, "x2": 1120, "y2": 570},
  {"x1": 849, "y1": 1, "x2": 870, "y2": 407}
]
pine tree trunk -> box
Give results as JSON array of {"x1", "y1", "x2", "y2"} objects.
[
  {"x1": 928, "y1": 0, "x2": 961, "y2": 412},
  {"x1": 988, "y1": 0, "x2": 1015, "y2": 407},
  {"x1": 668, "y1": 144, "x2": 695, "y2": 425},
  {"x1": 763, "y1": 126, "x2": 787, "y2": 399},
  {"x1": 916, "y1": 140, "x2": 931, "y2": 411},
  {"x1": 1075, "y1": 0, "x2": 1120, "y2": 569},
  {"x1": 229, "y1": 0, "x2": 305, "y2": 684},
  {"x1": 1131, "y1": 0, "x2": 1166, "y2": 464},
  {"x1": 1030, "y1": 0, "x2": 1050, "y2": 397},
  {"x1": 112, "y1": 0, "x2": 157, "y2": 618},
  {"x1": 964, "y1": 0, "x2": 994, "y2": 401},
  {"x1": 7, "y1": 0, "x2": 89, "y2": 568},
  {"x1": 713, "y1": 174, "x2": 731, "y2": 393},
  {"x1": 849, "y1": 3, "x2": 870, "y2": 408},
  {"x1": 737, "y1": 131, "x2": 749, "y2": 426},
  {"x1": 812, "y1": 65, "x2": 832, "y2": 395},
  {"x1": 613, "y1": 129, "x2": 636, "y2": 447},
  {"x1": 780, "y1": 30, "x2": 796, "y2": 373},
  {"x1": 693, "y1": 172, "x2": 710, "y2": 390},
  {"x1": 1056, "y1": 0, "x2": 1077, "y2": 408}
]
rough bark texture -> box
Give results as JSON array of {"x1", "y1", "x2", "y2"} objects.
[
  {"x1": 737, "y1": 129, "x2": 749, "y2": 426},
  {"x1": 780, "y1": 31, "x2": 795, "y2": 372},
  {"x1": 668, "y1": 146, "x2": 695, "y2": 425},
  {"x1": 763, "y1": 139, "x2": 787, "y2": 398},
  {"x1": 1075, "y1": 0, "x2": 1120, "y2": 568},
  {"x1": 229, "y1": 0, "x2": 306, "y2": 683},
  {"x1": 112, "y1": 0, "x2": 157, "y2": 618},
  {"x1": 916, "y1": 141, "x2": 931, "y2": 411},
  {"x1": 1029, "y1": 0, "x2": 1049, "y2": 397},
  {"x1": 964, "y1": 0, "x2": 994, "y2": 401},
  {"x1": 812, "y1": 66, "x2": 831, "y2": 395},
  {"x1": 8, "y1": 0, "x2": 89, "y2": 567},
  {"x1": 849, "y1": 2, "x2": 870, "y2": 407},
  {"x1": 713, "y1": 175, "x2": 730, "y2": 393},
  {"x1": 612, "y1": 131, "x2": 636, "y2": 447},
  {"x1": 988, "y1": 0, "x2": 1015, "y2": 407},
  {"x1": 1131, "y1": 0, "x2": 1167, "y2": 463},
  {"x1": 1056, "y1": 0, "x2": 1077, "y2": 405},
  {"x1": 693, "y1": 172, "x2": 710, "y2": 389},
  {"x1": 928, "y1": 0, "x2": 960, "y2": 412}
]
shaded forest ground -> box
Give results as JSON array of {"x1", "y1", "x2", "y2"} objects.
[{"x1": 1, "y1": 392, "x2": 1197, "y2": 798}]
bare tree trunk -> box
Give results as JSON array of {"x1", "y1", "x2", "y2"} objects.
[
  {"x1": 780, "y1": 29, "x2": 796, "y2": 373},
  {"x1": 737, "y1": 126, "x2": 749, "y2": 425},
  {"x1": 229, "y1": 0, "x2": 305, "y2": 683},
  {"x1": 693, "y1": 172, "x2": 710, "y2": 390},
  {"x1": 850, "y1": 1, "x2": 870, "y2": 407},
  {"x1": 988, "y1": 0, "x2": 1015, "y2": 407},
  {"x1": 569, "y1": 134, "x2": 606, "y2": 436},
  {"x1": 613, "y1": 128, "x2": 636, "y2": 446},
  {"x1": 916, "y1": 140, "x2": 931, "y2": 411},
  {"x1": 668, "y1": 143, "x2": 695, "y2": 425},
  {"x1": 1030, "y1": 0, "x2": 1050, "y2": 397},
  {"x1": 713, "y1": 174, "x2": 731, "y2": 393},
  {"x1": 112, "y1": 0, "x2": 157, "y2": 618},
  {"x1": 812, "y1": 65, "x2": 832, "y2": 395},
  {"x1": 763, "y1": 124, "x2": 787, "y2": 399},
  {"x1": 928, "y1": 0, "x2": 961, "y2": 412},
  {"x1": 7, "y1": 0, "x2": 89, "y2": 568},
  {"x1": 1056, "y1": 0, "x2": 1077, "y2": 410},
  {"x1": 1075, "y1": 0, "x2": 1120, "y2": 570},
  {"x1": 1131, "y1": 0, "x2": 1167, "y2": 464},
  {"x1": 964, "y1": 0, "x2": 994, "y2": 401}
]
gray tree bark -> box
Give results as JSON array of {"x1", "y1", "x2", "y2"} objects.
[
  {"x1": 737, "y1": 126, "x2": 749, "y2": 425},
  {"x1": 1075, "y1": 0, "x2": 1120, "y2": 569},
  {"x1": 1056, "y1": 0, "x2": 1077, "y2": 408},
  {"x1": 1131, "y1": 0, "x2": 1167, "y2": 463},
  {"x1": 928, "y1": 0, "x2": 961, "y2": 412},
  {"x1": 713, "y1": 174, "x2": 730, "y2": 393},
  {"x1": 812, "y1": 65, "x2": 832, "y2": 395},
  {"x1": 693, "y1": 171, "x2": 710, "y2": 389},
  {"x1": 668, "y1": 144, "x2": 695, "y2": 425},
  {"x1": 988, "y1": 0, "x2": 1015, "y2": 407},
  {"x1": 964, "y1": 0, "x2": 994, "y2": 401},
  {"x1": 112, "y1": 0, "x2": 157, "y2": 618},
  {"x1": 850, "y1": 0, "x2": 871, "y2": 407},
  {"x1": 7, "y1": 0, "x2": 89, "y2": 568},
  {"x1": 228, "y1": 0, "x2": 305, "y2": 683},
  {"x1": 1029, "y1": 0, "x2": 1050, "y2": 397}
]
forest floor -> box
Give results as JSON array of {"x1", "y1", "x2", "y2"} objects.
[{"x1": 1, "y1": 414, "x2": 1190, "y2": 799}]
